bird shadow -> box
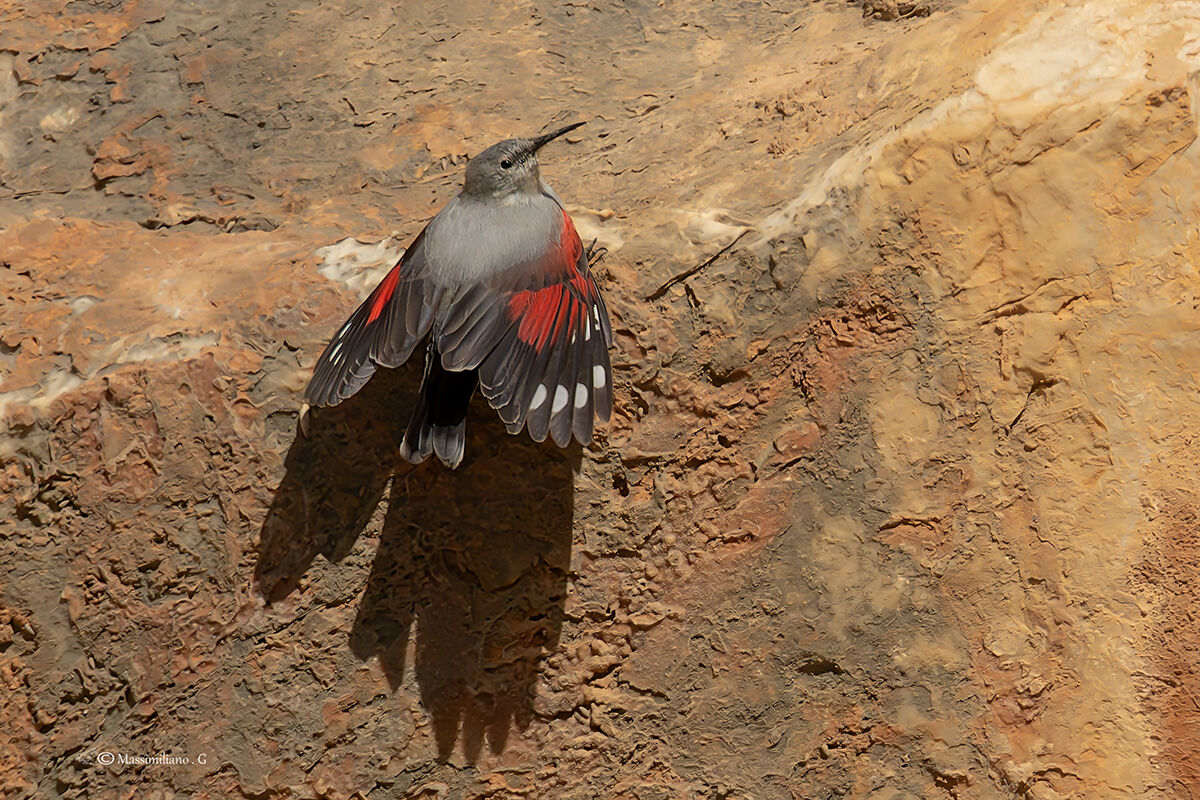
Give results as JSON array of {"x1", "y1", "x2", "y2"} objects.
[{"x1": 254, "y1": 360, "x2": 577, "y2": 761}]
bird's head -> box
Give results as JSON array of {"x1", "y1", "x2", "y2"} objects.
[{"x1": 462, "y1": 121, "x2": 584, "y2": 200}]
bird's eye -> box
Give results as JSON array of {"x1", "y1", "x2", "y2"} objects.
[{"x1": 500, "y1": 158, "x2": 513, "y2": 169}]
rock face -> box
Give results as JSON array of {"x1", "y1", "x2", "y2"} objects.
[{"x1": 3, "y1": 1, "x2": 1199, "y2": 797}]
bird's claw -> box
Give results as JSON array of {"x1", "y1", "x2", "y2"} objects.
[
  {"x1": 298, "y1": 402, "x2": 311, "y2": 438},
  {"x1": 585, "y1": 237, "x2": 608, "y2": 267}
]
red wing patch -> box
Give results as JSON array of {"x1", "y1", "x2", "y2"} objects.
[
  {"x1": 366, "y1": 264, "x2": 403, "y2": 324},
  {"x1": 505, "y1": 210, "x2": 595, "y2": 352},
  {"x1": 558, "y1": 208, "x2": 584, "y2": 270}
]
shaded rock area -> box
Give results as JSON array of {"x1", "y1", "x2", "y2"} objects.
[{"x1": 3, "y1": 0, "x2": 1200, "y2": 798}]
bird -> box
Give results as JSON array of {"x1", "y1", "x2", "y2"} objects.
[{"x1": 302, "y1": 121, "x2": 613, "y2": 469}]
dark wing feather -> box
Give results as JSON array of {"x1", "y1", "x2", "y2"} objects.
[{"x1": 305, "y1": 227, "x2": 436, "y2": 407}]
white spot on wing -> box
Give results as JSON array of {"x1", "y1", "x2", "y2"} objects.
[
  {"x1": 552, "y1": 385, "x2": 569, "y2": 414},
  {"x1": 585, "y1": 317, "x2": 592, "y2": 341},
  {"x1": 593, "y1": 365, "x2": 607, "y2": 389},
  {"x1": 531, "y1": 384, "x2": 548, "y2": 410},
  {"x1": 574, "y1": 383, "x2": 587, "y2": 409}
]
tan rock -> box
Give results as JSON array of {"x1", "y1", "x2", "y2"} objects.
[{"x1": 2, "y1": 1, "x2": 1199, "y2": 798}]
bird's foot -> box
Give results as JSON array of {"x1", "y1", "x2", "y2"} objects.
[{"x1": 586, "y1": 238, "x2": 608, "y2": 268}]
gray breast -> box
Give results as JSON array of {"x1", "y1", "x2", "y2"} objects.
[{"x1": 423, "y1": 192, "x2": 562, "y2": 285}]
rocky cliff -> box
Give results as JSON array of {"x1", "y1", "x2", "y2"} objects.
[{"x1": 3, "y1": 1, "x2": 1200, "y2": 798}]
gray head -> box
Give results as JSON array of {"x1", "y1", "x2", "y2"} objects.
[{"x1": 462, "y1": 122, "x2": 584, "y2": 199}]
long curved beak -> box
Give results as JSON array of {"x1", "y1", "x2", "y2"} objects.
[{"x1": 531, "y1": 121, "x2": 586, "y2": 152}]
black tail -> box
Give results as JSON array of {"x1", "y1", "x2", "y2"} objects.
[{"x1": 400, "y1": 346, "x2": 479, "y2": 469}]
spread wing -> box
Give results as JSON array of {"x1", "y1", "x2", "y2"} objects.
[
  {"x1": 304, "y1": 226, "x2": 445, "y2": 407},
  {"x1": 436, "y1": 207, "x2": 613, "y2": 447}
]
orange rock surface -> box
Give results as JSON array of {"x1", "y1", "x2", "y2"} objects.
[{"x1": 3, "y1": 1, "x2": 1199, "y2": 797}]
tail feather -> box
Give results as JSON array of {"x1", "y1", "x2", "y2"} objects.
[
  {"x1": 430, "y1": 421, "x2": 467, "y2": 469},
  {"x1": 400, "y1": 347, "x2": 478, "y2": 469}
]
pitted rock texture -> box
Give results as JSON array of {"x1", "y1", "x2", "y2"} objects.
[{"x1": 3, "y1": 1, "x2": 1200, "y2": 798}]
